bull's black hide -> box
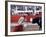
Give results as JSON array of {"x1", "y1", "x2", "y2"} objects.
[{"x1": 32, "y1": 17, "x2": 42, "y2": 30}]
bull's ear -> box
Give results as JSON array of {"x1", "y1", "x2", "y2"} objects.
[{"x1": 32, "y1": 18, "x2": 37, "y2": 23}]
